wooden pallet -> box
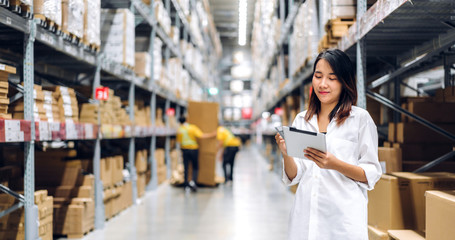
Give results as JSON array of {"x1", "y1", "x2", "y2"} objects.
[
  {"x1": 9, "y1": 0, "x2": 32, "y2": 19},
  {"x1": 35, "y1": 14, "x2": 62, "y2": 35},
  {"x1": 325, "y1": 17, "x2": 355, "y2": 39}
]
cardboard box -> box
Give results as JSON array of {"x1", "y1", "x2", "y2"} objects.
[
  {"x1": 134, "y1": 52, "x2": 151, "y2": 78},
  {"x1": 368, "y1": 225, "x2": 389, "y2": 240},
  {"x1": 434, "y1": 86, "x2": 455, "y2": 102},
  {"x1": 391, "y1": 172, "x2": 455, "y2": 233},
  {"x1": 197, "y1": 152, "x2": 217, "y2": 186},
  {"x1": 100, "y1": 157, "x2": 113, "y2": 188},
  {"x1": 378, "y1": 147, "x2": 402, "y2": 173},
  {"x1": 368, "y1": 175, "x2": 405, "y2": 231},
  {"x1": 387, "y1": 230, "x2": 425, "y2": 240},
  {"x1": 137, "y1": 173, "x2": 146, "y2": 197},
  {"x1": 397, "y1": 122, "x2": 455, "y2": 144},
  {"x1": 388, "y1": 122, "x2": 396, "y2": 143},
  {"x1": 426, "y1": 190, "x2": 455, "y2": 240},
  {"x1": 399, "y1": 143, "x2": 454, "y2": 161},
  {"x1": 406, "y1": 101, "x2": 455, "y2": 123},
  {"x1": 112, "y1": 155, "x2": 124, "y2": 184},
  {"x1": 51, "y1": 186, "x2": 94, "y2": 199},
  {"x1": 53, "y1": 198, "x2": 95, "y2": 236},
  {"x1": 157, "y1": 165, "x2": 167, "y2": 185},
  {"x1": 402, "y1": 160, "x2": 455, "y2": 173},
  {"x1": 187, "y1": 101, "x2": 219, "y2": 132},
  {"x1": 154, "y1": 148, "x2": 165, "y2": 168}
]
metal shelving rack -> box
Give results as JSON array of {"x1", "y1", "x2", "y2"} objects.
[
  {"x1": 0, "y1": 0, "x2": 220, "y2": 238},
  {"x1": 254, "y1": 0, "x2": 455, "y2": 173}
]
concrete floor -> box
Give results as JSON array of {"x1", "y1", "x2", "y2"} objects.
[{"x1": 82, "y1": 147, "x2": 294, "y2": 240}]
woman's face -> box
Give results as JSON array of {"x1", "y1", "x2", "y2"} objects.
[{"x1": 312, "y1": 59, "x2": 342, "y2": 106}]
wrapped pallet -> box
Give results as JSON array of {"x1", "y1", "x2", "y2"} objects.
[
  {"x1": 153, "y1": 36, "x2": 163, "y2": 81},
  {"x1": 62, "y1": 0, "x2": 84, "y2": 38},
  {"x1": 34, "y1": 0, "x2": 62, "y2": 26},
  {"x1": 83, "y1": 0, "x2": 100, "y2": 47},
  {"x1": 0, "y1": 64, "x2": 14, "y2": 119},
  {"x1": 101, "y1": 9, "x2": 135, "y2": 68}
]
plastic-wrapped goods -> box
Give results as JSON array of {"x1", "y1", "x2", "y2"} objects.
[
  {"x1": 331, "y1": 0, "x2": 356, "y2": 19},
  {"x1": 83, "y1": 0, "x2": 100, "y2": 47},
  {"x1": 34, "y1": 0, "x2": 62, "y2": 26},
  {"x1": 62, "y1": 0, "x2": 85, "y2": 38},
  {"x1": 153, "y1": 36, "x2": 163, "y2": 81},
  {"x1": 101, "y1": 9, "x2": 135, "y2": 68},
  {"x1": 154, "y1": 0, "x2": 171, "y2": 35}
]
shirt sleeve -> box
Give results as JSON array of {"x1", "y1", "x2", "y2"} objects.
[
  {"x1": 356, "y1": 114, "x2": 382, "y2": 190},
  {"x1": 192, "y1": 125, "x2": 204, "y2": 139},
  {"x1": 282, "y1": 115, "x2": 307, "y2": 186}
]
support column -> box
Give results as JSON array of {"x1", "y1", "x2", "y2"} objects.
[
  {"x1": 356, "y1": 0, "x2": 367, "y2": 109},
  {"x1": 24, "y1": 17, "x2": 38, "y2": 240},
  {"x1": 164, "y1": 99, "x2": 171, "y2": 178},
  {"x1": 147, "y1": 92, "x2": 158, "y2": 191},
  {"x1": 128, "y1": 82, "x2": 138, "y2": 203}
]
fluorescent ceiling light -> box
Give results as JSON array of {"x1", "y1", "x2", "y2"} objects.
[{"x1": 238, "y1": 0, "x2": 247, "y2": 46}]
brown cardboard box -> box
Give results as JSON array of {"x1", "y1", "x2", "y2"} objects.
[
  {"x1": 198, "y1": 138, "x2": 218, "y2": 154},
  {"x1": 137, "y1": 173, "x2": 146, "y2": 197},
  {"x1": 397, "y1": 122, "x2": 455, "y2": 144},
  {"x1": 399, "y1": 143, "x2": 454, "y2": 161},
  {"x1": 425, "y1": 190, "x2": 455, "y2": 240},
  {"x1": 154, "y1": 148, "x2": 165, "y2": 168},
  {"x1": 368, "y1": 225, "x2": 389, "y2": 240},
  {"x1": 51, "y1": 186, "x2": 94, "y2": 199},
  {"x1": 134, "y1": 52, "x2": 151, "y2": 78},
  {"x1": 53, "y1": 198, "x2": 95, "y2": 236},
  {"x1": 434, "y1": 86, "x2": 455, "y2": 103},
  {"x1": 406, "y1": 101, "x2": 455, "y2": 123},
  {"x1": 388, "y1": 230, "x2": 425, "y2": 240},
  {"x1": 101, "y1": 157, "x2": 113, "y2": 188},
  {"x1": 157, "y1": 165, "x2": 167, "y2": 184},
  {"x1": 197, "y1": 152, "x2": 216, "y2": 186},
  {"x1": 391, "y1": 172, "x2": 455, "y2": 233},
  {"x1": 187, "y1": 101, "x2": 219, "y2": 132},
  {"x1": 368, "y1": 175, "x2": 405, "y2": 231},
  {"x1": 388, "y1": 122, "x2": 396, "y2": 143},
  {"x1": 112, "y1": 155, "x2": 124, "y2": 184},
  {"x1": 378, "y1": 147, "x2": 402, "y2": 173}
]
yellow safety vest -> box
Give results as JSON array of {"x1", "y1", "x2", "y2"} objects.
[{"x1": 177, "y1": 123, "x2": 202, "y2": 149}]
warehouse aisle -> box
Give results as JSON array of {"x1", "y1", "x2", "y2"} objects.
[{"x1": 82, "y1": 146, "x2": 294, "y2": 240}]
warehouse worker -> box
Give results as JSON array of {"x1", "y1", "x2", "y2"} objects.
[
  {"x1": 217, "y1": 126, "x2": 241, "y2": 184},
  {"x1": 275, "y1": 49, "x2": 381, "y2": 240},
  {"x1": 177, "y1": 116, "x2": 216, "y2": 192}
]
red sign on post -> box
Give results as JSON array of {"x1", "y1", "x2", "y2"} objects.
[
  {"x1": 242, "y1": 108, "x2": 252, "y2": 119},
  {"x1": 166, "y1": 108, "x2": 175, "y2": 116},
  {"x1": 95, "y1": 87, "x2": 109, "y2": 100}
]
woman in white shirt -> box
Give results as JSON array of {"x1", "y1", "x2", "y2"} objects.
[{"x1": 275, "y1": 49, "x2": 382, "y2": 240}]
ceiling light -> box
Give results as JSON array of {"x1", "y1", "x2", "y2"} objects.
[{"x1": 238, "y1": 0, "x2": 247, "y2": 46}]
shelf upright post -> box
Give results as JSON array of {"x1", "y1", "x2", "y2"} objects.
[
  {"x1": 92, "y1": 55, "x2": 105, "y2": 229},
  {"x1": 175, "y1": 104, "x2": 181, "y2": 156},
  {"x1": 128, "y1": 80, "x2": 138, "y2": 203},
  {"x1": 24, "y1": 11, "x2": 39, "y2": 240},
  {"x1": 147, "y1": 91, "x2": 158, "y2": 190},
  {"x1": 444, "y1": 54, "x2": 452, "y2": 87},
  {"x1": 147, "y1": 0, "x2": 158, "y2": 190},
  {"x1": 356, "y1": 0, "x2": 367, "y2": 109},
  {"x1": 164, "y1": 98, "x2": 171, "y2": 178}
]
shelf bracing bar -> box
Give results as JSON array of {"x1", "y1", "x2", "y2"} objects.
[
  {"x1": 92, "y1": 55, "x2": 105, "y2": 229},
  {"x1": 367, "y1": 90, "x2": 455, "y2": 172},
  {"x1": 165, "y1": 98, "x2": 171, "y2": 178},
  {"x1": 356, "y1": 0, "x2": 367, "y2": 109}
]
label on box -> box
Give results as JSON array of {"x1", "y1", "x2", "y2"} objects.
[
  {"x1": 0, "y1": 64, "x2": 5, "y2": 71},
  {"x1": 63, "y1": 105, "x2": 73, "y2": 116},
  {"x1": 49, "y1": 122, "x2": 60, "y2": 132},
  {"x1": 5, "y1": 120, "x2": 21, "y2": 131},
  {"x1": 59, "y1": 86, "x2": 69, "y2": 95},
  {"x1": 85, "y1": 124, "x2": 94, "y2": 139},
  {"x1": 62, "y1": 95, "x2": 72, "y2": 105},
  {"x1": 5, "y1": 131, "x2": 24, "y2": 142},
  {"x1": 65, "y1": 122, "x2": 77, "y2": 139}
]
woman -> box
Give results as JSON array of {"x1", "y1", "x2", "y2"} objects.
[{"x1": 275, "y1": 49, "x2": 381, "y2": 240}]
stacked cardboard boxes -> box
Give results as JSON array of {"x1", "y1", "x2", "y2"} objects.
[
  {"x1": 101, "y1": 9, "x2": 135, "y2": 68},
  {"x1": 100, "y1": 155, "x2": 124, "y2": 189},
  {"x1": 387, "y1": 96, "x2": 455, "y2": 171},
  {"x1": 39, "y1": 86, "x2": 79, "y2": 123},
  {"x1": 99, "y1": 89, "x2": 131, "y2": 125},
  {"x1": 368, "y1": 172, "x2": 455, "y2": 238},
  {"x1": 134, "y1": 101, "x2": 151, "y2": 127},
  {"x1": 155, "y1": 148, "x2": 166, "y2": 185},
  {"x1": 43, "y1": 90, "x2": 59, "y2": 122},
  {"x1": 10, "y1": 84, "x2": 47, "y2": 121},
  {"x1": 0, "y1": 64, "x2": 14, "y2": 119},
  {"x1": 134, "y1": 52, "x2": 151, "y2": 79},
  {"x1": 34, "y1": 0, "x2": 62, "y2": 27},
  {"x1": 187, "y1": 101, "x2": 218, "y2": 186},
  {"x1": 136, "y1": 149, "x2": 148, "y2": 197},
  {"x1": 79, "y1": 103, "x2": 99, "y2": 124},
  {"x1": 0, "y1": 190, "x2": 53, "y2": 240},
  {"x1": 153, "y1": 0, "x2": 171, "y2": 35}
]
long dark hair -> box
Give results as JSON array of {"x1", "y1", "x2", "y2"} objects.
[{"x1": 304, "y1": 49, "x2": 357, "y2": 126}]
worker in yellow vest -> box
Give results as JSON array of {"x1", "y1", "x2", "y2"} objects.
[
  {"x1": 177, "y1": 116, "x2": 216, "y2": 192},
  {"x1": 217, "y1": 126, "x2": 241, "y2": 184}
]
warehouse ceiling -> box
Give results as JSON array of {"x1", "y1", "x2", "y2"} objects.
[{"x1": 208, "y1": 0, "x2": 256, "y2": 47}]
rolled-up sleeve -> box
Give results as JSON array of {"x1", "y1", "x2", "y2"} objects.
[
  {"x1": 282, "y1": 157, "x2": 305, "y2": 185},
  {"x1": 356, "y1": 115, "x2": 382, "y2": 190}
]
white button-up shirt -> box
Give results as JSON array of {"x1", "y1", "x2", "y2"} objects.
[{"x1": 282, "y1": 106, "x2": 382, "y2": 240}]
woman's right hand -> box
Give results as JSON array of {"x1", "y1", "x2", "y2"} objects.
[{"x1": 275, "y1": 133, "x2": 288, "y2": 157}]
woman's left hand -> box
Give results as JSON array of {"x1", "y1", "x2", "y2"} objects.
[{"x1": 304, "y1": 148, "x2": 339, "y2": 169}]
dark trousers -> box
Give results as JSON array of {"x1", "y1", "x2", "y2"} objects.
[
  {"x1": 182, "y1": 149, "x2": 199, "y2": 186},
  {"x1": 223, "y1": 146, "x2": 239, "y2": 182}
]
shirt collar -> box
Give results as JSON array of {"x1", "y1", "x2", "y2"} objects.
[{"x1": 299, "y1": 107, "x2": 356, "y2": 129}]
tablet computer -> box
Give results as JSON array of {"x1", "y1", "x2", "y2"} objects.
[{"x1": 282, "y1": 126, "x2": 327, "y2": 159}]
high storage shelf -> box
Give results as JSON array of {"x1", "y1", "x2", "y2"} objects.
[
  {"x1": 253, "y1": 0, "x2": 455, "y2": 120},
  {"x1": 0, "y1": 0, "x2": 221, "y2": 239}
]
